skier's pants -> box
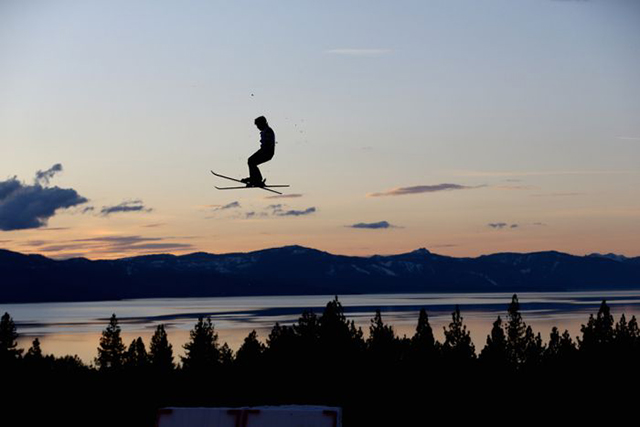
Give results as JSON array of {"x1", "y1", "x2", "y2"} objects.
[{"x1": 248, "y1": 147, "x2": 274, "y2": 183}]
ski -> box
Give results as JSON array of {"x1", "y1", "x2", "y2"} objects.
[{"x1": 211, "y1": 171, "x2": 289, "y2": 195}]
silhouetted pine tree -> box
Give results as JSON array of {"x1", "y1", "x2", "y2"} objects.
[
  {"x1": 124, "y1": 337, "x2": 150, "y2": 370},
  {"x1": 181, "y1": 316, "x2": 221, "y2": 372},
  {"x1": 578, "y1": 300, "x2": 614, "y2": 355},
  {"x1": 95, "y1": 313, "x2": 126, "y2": 371},
  {"x1": 149, "y1": 324, "x2": 175, "y2": 373},
  {"x1": 319, "y1": 296, "x2": 365, "y2": 359},
  {"x1": 266, "y1": 322, "x2": 297, "y2": 356},
  {"x1": 479, "y1": 316, "x2": 508, "y2": 370},
  {"x1": 22, "y1": 337, "x2": 48, "y2": 373},
  {"x1": 25, "y1": 337, "x2": 43, "y2": 360},
  {"x1": 505, "y1": 294, "x2": 529, "y2": 368},
  {"x1": 235, "y1": 330, "x2": 265, "y2": 367},
  {"x1": 0, "y1": 312, "x2": 23, "y2": 362},
  {"x1": 613, "y1": 314, "x2": 639, "y2": 369},
  {"x1": 409, "y1": 308, "x2": 439, "y2": 369},
  {"x1": 442, "y1": 305, "x2": 476, "y2": 364},
  {"x1": 545, "y1": 327, "x2": 577, "y2": 363},
  {"x1": 367, "y1": 309, "x2": 398, "y2": 363},
  {"x1": 627, "y1": 316, "x2": 640, "y2": 349},
  {"x1": 523, "y1": 326, "x2": 545, "y2": 371},
  {"x1": 219, "y1": 343, "x2": 233, "y2": 367},
  {"x1": 294, "y1": 310, "x2": 320, "y2": 350}
]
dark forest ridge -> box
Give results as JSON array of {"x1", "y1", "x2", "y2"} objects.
[{"x1": 1, "y1": 245, "x2": 639, "y2": 304}]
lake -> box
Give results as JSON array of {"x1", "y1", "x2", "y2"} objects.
[{"x1": 3, "y1": 290, "x2": 640, "y2": 364}]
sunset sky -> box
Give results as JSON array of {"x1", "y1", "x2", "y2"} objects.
[{"x1": 1, "y1": 0, "x2": 639, "y2": 259}]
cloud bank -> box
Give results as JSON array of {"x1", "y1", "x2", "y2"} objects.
[
  {"x1": 0, "y1": 166, "x2": 88, "y2": 231},
  {"x1": 22, "y1": 235, "x2": 195, "y2": 258}
]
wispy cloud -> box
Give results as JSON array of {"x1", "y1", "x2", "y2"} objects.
[
  {"x1": 141, "y1": 223, "x2": 166, "y2": 228},
  {"x1": 325, "y1": 48, "x2": 391, "y2": 56},
  {"x1": 211, "y1": 201, "x2": 241, "y2": 211},
  {"x1": 0, "y1": 165, "x2": 88, "y2": 231},
  {"x1": 34, "y1": 163, "x2": 63, "y2": 185},
  {"x1": 616, "y1": 136, "x2": 640, "y2": 141},
  {"x1": 368, "y1": 183, "x2": 483, "y2": 197},
  {"x1": 275, "y1": 207, "x2": 316, "y2": 217},
  {"x1": 347, "y1": 221, "x2": 396, "y2": 229},
  {"x1": 487, "y1": 222, "x2": 519, "y2": 229},
  {"x1": 530, "y1": 192, "x2": 585, "y2": 197},
  {"x1": 100, "y1": 200, "x2": 152, "y2": 216},
  {"x1": 261, "y1": 204, "x2": 316, "y2": 217},
  {"x1": 495, "y1": 185, "x2": 535, "y2": 190}
]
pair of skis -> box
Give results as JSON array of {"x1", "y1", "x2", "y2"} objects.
[{"x1": 211, "y1": 171, "x2": 289, "y2": 195}]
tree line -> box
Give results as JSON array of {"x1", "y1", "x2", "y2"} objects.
[{"x1": 2, "y1": 294, "x2": 639, "y2": 427}]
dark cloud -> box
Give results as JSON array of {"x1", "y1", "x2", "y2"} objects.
[
  {"x1": 488, "y1": 223, "x2": 519, "y2": 229},
  {"x1": 368, "y1": 183, "x2": 482, "y2": 197},
  {"x1": 81, "y1": 206, "x2": 95, "y2": 213},
  {"x1": 275, "y1": 207, "x2": 316, "y2": 216},
  {"x1": 100, "y1": 200, "x2": 151, "y2": 216},
  {"x1": 266, "y1": 204, "x2": 283, "y2": 213},
  {"x1": 34, "y1": 163, "x2": 63, "y2": 185},
  {"x1": 264, "y1": 194, "x2": 304, "y2": 199},
  {"x1": 141, "y1": 223, "x2": 166, "y2": 228},
  {"x1": 211, "y1": 201, "x2": 241, "y2": 211},
  {"x1": 488, "y1": 223, "x2": 508, "y2": 229},
  {"x1": 348, "y1": 221, "x2": 395, "y2": 229},
  {"x1": 0, "y1": 172, "x2": 88, "y2": 231}
]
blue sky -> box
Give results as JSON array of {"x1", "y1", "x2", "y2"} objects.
[{"x1": 1, "y1": 0, "x2": 639, "y2": 259}]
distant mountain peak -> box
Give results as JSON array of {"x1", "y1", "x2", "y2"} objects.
[
  {"x1": 588, "y1": 253, "x2": 628, "y2": 262},
  {"x1": 410, "y1": 248, "x2": 431, "y2": 255}
]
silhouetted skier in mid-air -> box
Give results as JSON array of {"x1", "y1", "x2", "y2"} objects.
[
  {"x1": 241, "y1": 116, "x2": 275, "y2": 187},
  {"x1": 210, "y1": 116, "x2": 287, "y2": 194}
]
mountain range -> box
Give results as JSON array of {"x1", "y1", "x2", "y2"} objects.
[{"x1": 0, "y1": 246, "x2": 639, "y2": 304}]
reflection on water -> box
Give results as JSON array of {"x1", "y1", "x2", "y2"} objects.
[{"x1": 3, "y1": 291, "x2": 640, "y2": 364}]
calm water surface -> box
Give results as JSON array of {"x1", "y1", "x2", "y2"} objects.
[{"x1": 3, "y1": 291, "x2": 640, "y2": 364}]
